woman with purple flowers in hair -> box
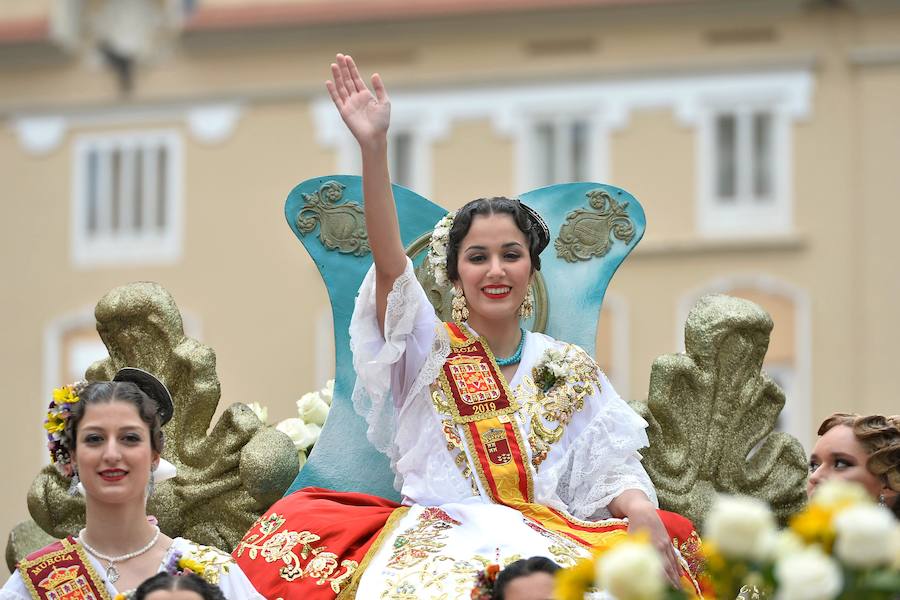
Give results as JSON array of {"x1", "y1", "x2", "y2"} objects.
[{"x1": 1, "y1": 369, "x2": 263, "y2": 600}]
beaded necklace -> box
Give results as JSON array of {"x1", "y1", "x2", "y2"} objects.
[{"x1": 495, "y1": 328, "x2": 526, "y2": 366}]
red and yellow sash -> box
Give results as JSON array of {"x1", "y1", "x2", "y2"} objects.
[
  {"x1": 439, "y1": 322, "x2": 630, "y2": 552},
  {"x1": 440, "y1": 323, "x2": 704, "y2": 596},
  {"x1": 18, "y1": 537, "x2": 111, "y2": 600}
]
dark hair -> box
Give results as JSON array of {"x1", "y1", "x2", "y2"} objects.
[
  {"x1": 818, "y1": 412, "x2": 900, "y2": 517},
  {"x1": 64, "y1": 381, "x2": 165, "y2": 455},
  {"x1": 134, "y1": 573, "x2": 225, "y2": 600},
  {"x1": 492, "y1": 556, "x2": 560, "y2": 600},
  {"x1": 446, "y1": 197, "x2": 544, "y2": 283}
]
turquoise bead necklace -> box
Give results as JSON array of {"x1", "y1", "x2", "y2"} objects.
[{"x1": 495, "y1": 327, "x2": 526, "y2": 366}]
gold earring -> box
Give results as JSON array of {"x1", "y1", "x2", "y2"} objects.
[
  {"x1": 451, "y1": 289, "x2": 469, "y2": 322},
  {"x1": 518, "y1": 286, "x2": 534, "y2": 319}
]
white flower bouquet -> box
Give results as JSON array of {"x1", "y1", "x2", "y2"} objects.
[
  {"x1": 250, "y1": 380, "x2": 334, "y2": 470},
  {"x1": 553, "y1": 480, "x2": 900, "y2": 600}
]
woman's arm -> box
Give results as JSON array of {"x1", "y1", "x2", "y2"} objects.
[
  {"x1": 326, "y1": 53, "x2": 407, "y2": 332},
  {"x1": 608, "y1": 490, "x2": 682, "y2": 587}
]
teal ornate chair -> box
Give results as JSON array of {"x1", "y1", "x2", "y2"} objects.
[
  {"x1": 285, "y1": 176, "x2": 645, "y2": 501},
  {"x1": 284, "y1": 175, "x2": 807, "y2": 526}
]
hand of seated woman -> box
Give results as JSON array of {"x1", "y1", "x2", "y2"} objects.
[{"x1": 610, "y1": 490, "x2": 681, "y2": 588}]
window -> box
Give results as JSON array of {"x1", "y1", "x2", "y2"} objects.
[
  {"x1": 699, "y1": 105, "x2": 790, "y2": 235},
  {"x1": 713, "y1": 110, "x2": 773, "y2": 203},
  {"x1": 72, "y1": 129, "x2": 183, "y2": 266},
  {"x1": 530, "y1": 116, "x2": 592, "y2": 188},
  {"x1": 342, "y1": 128, "x2": 417, "y2": 190}
]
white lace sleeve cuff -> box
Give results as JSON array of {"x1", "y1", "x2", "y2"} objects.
[{"x1": 543, "y1": 370, "x2": 658, "y2": 520}]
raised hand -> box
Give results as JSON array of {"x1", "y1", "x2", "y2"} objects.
[{"x1": 326, "y1": 53, "x2": 390, "y2": 149}]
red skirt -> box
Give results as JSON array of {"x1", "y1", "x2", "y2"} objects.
[
  {"x1": 233, "y1": 487, "x2": 401, "y2": 600},
  {"x1": 234, "y1": 488, "x2": 704, "y2": 599}
]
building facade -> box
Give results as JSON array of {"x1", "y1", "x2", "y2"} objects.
[{"x1": 2, "y1": 0, "x2": 899, "y2": 573}]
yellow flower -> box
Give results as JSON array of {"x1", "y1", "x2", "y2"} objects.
[
  {"x1": 178, "y1": 556, "x2": 208, "y2": 578},
  {"x1": 554, "y1": 557, "x2": 596, "y2": 600},
  {"x1": 789, "y1": 504, "x2": 836, "y2": 551},
  {"x1": 52, "y1": 385, "x2": 79, "y2": 406},
  {"x1": 43, "y1": 413, "x2": 66, "y2": 434}
]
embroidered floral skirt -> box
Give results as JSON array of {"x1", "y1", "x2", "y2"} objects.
[{"x1": 234, "y1": 488, "x2": 704, "y2": 599}]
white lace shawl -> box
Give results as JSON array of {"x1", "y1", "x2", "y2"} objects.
[{"x1": 349, "y1": 258, "x2": 657, "y2": 514}]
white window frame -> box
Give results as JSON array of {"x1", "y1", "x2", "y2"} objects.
[
  {"x1": 697, "y1": 100, "x2": 792, "y2": 236},
  {"x1": 339, "y1": 126, "x2": 424, "y2": 192},
  {"x1": 520, "y1": 111, "x2": 603, "y2": 190},
  {"x1": 71, "y1": 129, "x2": 184, "y2": 267}
]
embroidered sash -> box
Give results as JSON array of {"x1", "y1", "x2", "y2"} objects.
[
  {"x1": 18, "y1": 537, "x2": 112, "y2": 600},
  {"x1": 439, "y1": 322, "x2": 629, "y2": 551}
]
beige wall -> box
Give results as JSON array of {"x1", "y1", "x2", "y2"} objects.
[{"x1": 2, "y1": 0, "x2": 899, "y2": 580}]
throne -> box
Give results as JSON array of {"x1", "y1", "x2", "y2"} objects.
[
  {"x1": 7, "y1": 176, "x2": 807, "y2": 569},
  {"x1": 284, "y1": 176, "x2": 807, "y2": 526}
]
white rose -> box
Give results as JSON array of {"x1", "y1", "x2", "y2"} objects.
[
  {"x1": 775, "y1": 546, "x2": 842, "y2": 600},
  {"x1": 276, "y1": 418, "x2": 322, "y2": 450},
  {"x1": 548, "y1": 361, "x2": 569, "y2": 378},
  {"x1": 762, "y1": 530, "x2": 805, "y2": 562},
  {"x1": 296, "y1": 392, "x2": 331, "y2": 426},
  {"x1": 890, "y1": 523, "x2": 900, "y2": 570},
  {"x1": 596, "y1": 540, "x2": 665, "y2": 600},
  {"x1": 833, "y1": 504, "x2": 896, "y2": 567},
  {"x1": 810, "y1": 479, "x2": 872, "y2": 508},
  {"x1": 246, "y1": 402, "x2": 268, "y2": 423},
  {"x1": 704, "y1": 495, "x2": 776, "y2": 560},
  {"x1": 319, "y1": 380, "x2": 334, "y2": 406}
]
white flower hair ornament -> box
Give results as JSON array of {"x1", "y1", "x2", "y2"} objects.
[{"x1": 427, "y1": 210, "x2": 456, "y2": 288}]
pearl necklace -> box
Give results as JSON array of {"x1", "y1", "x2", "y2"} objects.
[
  {"x1": 78, "y1": 525, "x2": 160, "y2": 584},
  {"x1": 495, "y1": 328, "x2": 526, "y2": 366}
]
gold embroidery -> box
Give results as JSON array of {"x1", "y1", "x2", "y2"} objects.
[
  {"x1": 523, "y1": 519, "x2": 588, "y2": 567},
  {"x1": 235, "y1": 513, "x2": 357, "y2": 592},
  {"x1": 381, "y1": 554, "x2": 523, "y2": 600},
  {"x1": 387, "y1": 508, "x2": 461, "y2": 570},
  {"x1": 673, "y1": 529, "x2": 703, "y2": 577},
  {"x1": 519, "y1": 344, "x2": 596, "y2": 468},
  {"x1": 180, "y1": 542, "x2": 236, "y2": 585},
  {"x1": 432, "y1": 387, "x2": 479, "y2": 495}
]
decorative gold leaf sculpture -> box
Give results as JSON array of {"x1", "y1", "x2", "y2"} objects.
[
  {"x1": 24, "y1": 282, "x2": 299, "y2": 555},
  {"x1": 555, "y1": 189, "x2": 635, "y2": 263},
  {"x1": 635, "y1": 294, "x2": 807, "y2": 526},
  {"x1": 296, "y1": 181, "x2": 371, "y2": 256}
]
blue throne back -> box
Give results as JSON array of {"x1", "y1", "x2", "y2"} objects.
[{"x1": 285, "y1": 176, "x2": 645, "y2": 501}]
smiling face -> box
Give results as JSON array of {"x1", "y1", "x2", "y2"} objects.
[
  {"x1": 453, "y1": 213, "x2": 532, "y2": 326},
  {"x1": 807, "y1": 424, "x2": 886, "y2": 500},
  {"x1": 71, "y1": 400, "x2": 158, "y2": 506}
]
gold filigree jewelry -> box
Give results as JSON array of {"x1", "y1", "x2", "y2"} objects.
[
  {"x1": 451, "y1": 289, "x2": 469, "y2": 322},
  {"x1": 517, "y1": 286, "x2": 535, "y2": 319}
]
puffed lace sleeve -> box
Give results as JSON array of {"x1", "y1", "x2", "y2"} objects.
[
  {"x1": 537, "y1": 351, "x2": 658, "y2": 521},
  {"x1": 349, "y1": 258, "x2": 448, "y2": 475},
  {"x1": 0, "y1": 571, "x2": 29, "y2": 600}
]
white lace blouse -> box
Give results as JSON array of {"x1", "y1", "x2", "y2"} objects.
[{"x1": 349, "y1": 258, "x2": 657, "y2": 520}]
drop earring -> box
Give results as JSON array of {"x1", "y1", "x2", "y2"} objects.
[
  {"x1": 68, "y1": 470, "x2": 81, "y2": 496},
  {"x1": 451, "y1": 288, "x2": 469, "y2": 322},
  {"x1": 517, "y1": 286, "x2": 535, "y2": 319},
  {"x1": 147, "y1": 465, "x2": 157, "y2": 497}
]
